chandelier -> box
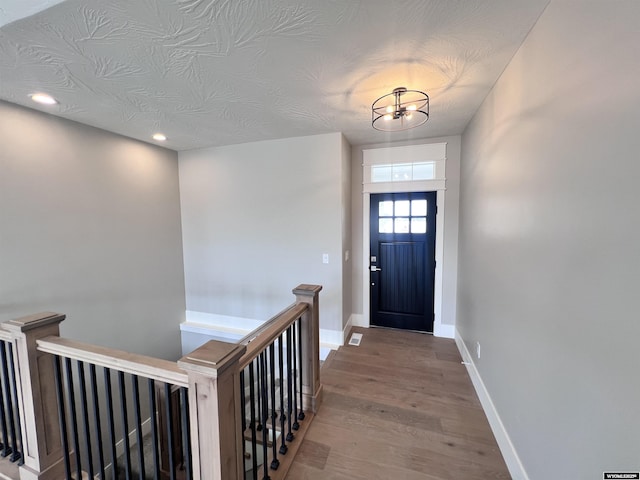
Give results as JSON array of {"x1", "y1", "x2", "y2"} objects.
[{"x1": 372, "y1": 87, "x2": 429, "y2": 132}]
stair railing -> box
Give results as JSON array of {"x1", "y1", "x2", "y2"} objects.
[
  {"x1": 0, "y1": 328, "x2": 23, "y2": 467},
  {"x1": 178, "y1": 284, "x2": 322, "y2": 480},
  {"x1": 0, "y1": 284, "x2": 322, "y2": 480}
]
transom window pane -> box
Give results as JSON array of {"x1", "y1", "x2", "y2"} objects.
[
  {"x1": 369, "y1": 161, "x2": 437, "y2": 183},
  {"x1": 392, "y1": 164, "x2": 412, "y2": 181},
  {"x1": 394, "y1": 218, "x2": 410, "y2": 233},
  {"x1": 411, "y1": 200, "x2": 427, "y2": 216},
  {"x1": 412, "y1": 162, "x2": 435, "y2": 180},
  {"x1": 372, "y1": 165, "x2": 393, "y2": 183},
  {"x1": 379, "y1": 218, "x2": 393, "y2": 233},
  {"x1": 411, "y1": 217, "x2": 427, "y2": 234},
  {"x1": 379, "y1": 201, "x2": 394, "y2": 217},
  {"x1": 395, "y1": 200, "x2": 410, "y2": 216}
]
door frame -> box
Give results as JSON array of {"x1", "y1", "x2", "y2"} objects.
[{"x1": 362, "y1": 188, "x2": 446, "y2": 336}]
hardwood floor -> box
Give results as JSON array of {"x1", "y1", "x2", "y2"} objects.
[{"x1": 285, "y1": 327, "x2": 511, "y2": 480}]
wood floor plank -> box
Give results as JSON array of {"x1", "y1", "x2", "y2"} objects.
[
  {"x1": 320, "y1": 389, "x2": 444, "y2": 434},
  {"x1": 285, "y1": 327, "x2": 511, "y2": 480},
  {"x1": 310, "y1": 407, "x2": 502, "y2": 465},
  {"x1": 293, "y1": 438, "x2": 331, "y2": 470},
  {"x1": 321, "y1": 369, "x2": 488, "y2": 421},
  {"x1": 335, "y1": 345, "x2": 469, "y2": 375}
]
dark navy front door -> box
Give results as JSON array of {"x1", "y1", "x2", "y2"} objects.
[{"x1": 370, "y1": 191, "x2": 436, "y2": 332}]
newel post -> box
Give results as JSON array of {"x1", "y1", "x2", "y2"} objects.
[
  {"x1": 2, "y1": 312, "x2": 67, "y2": 480},
  {"x1": 178, "y1": 340, "x2": 247, "y2": 480},
  {"x1": 293, "y1": 284, "x2": 323, "y2": 414}
]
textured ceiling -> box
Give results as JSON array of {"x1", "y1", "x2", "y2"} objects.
[
  {"x1": 0, "y1": 0, "x2": 67, "y2": 28},
  {"x1": 0, "y1": 0, "x2": 549, "y2": 151}
]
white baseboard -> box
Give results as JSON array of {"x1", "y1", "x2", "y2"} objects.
[
  {"x1": 320, "y1": 328, "x2": 342, "y2": 349},
  {"x1": 454, "y1": 329, "x2": 529, "y2": 480},
  {"x1": 434, "y1": 322, "x2": 455, "y2": 338},
  {"x1": 183, "y1": 310, "x2": 341, "y2": 361},
  {"x1": 318, "y1": 315, "x2": 356, "y2": 357},
  {"x1": 350, "y1": 313, "x2": 368, "y2": 328},
  {"x1": 342, "y1": 315, "x2": 354, "y2": 344}
]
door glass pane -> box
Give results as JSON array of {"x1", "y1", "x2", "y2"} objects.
[
  {"x1": 379, "y1": 218, "x2": 393, "y2": 233},
  {"x1": 411, "y1": 217, "x2": 427, "y2": 234},
  {"x1": 394, "y1": 218, "x2": 410, "y2": 233},
  {"x1": 379, "y1": 201, "x2": 393, "y2": 217},
  {"x1": 395, "y1": 200, "x2": 410, "y2": 216},
  {"x1": 411, "y1": 199, "x2": 427, "y2": 216}
]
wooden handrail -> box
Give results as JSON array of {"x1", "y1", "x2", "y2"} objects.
[
  {"x1": 237, "y1": 302, "x2": 297, "y2": 345},
  {"x1": 37, "y1": 336, "x2": 189, "y2": 388},
  {"x1": 237, "y1": 302, "x2": 308, "y2": 370}
]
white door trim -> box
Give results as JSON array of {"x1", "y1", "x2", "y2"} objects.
[{"x1": 362, "y1": 188, "x2": 447, "y2": 336}]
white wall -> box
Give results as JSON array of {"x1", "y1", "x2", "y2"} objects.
[
  {"x1": 350, "y1": 136, "x2": 461, "y2": 330},
  {"x1": 457, "y1": 1, "x2": 640, "y2": 478},
  {"x1": 0, "y1": 101, "x2": 185, "y2": 360},
  {"x1": 179, "y1": 133, "x2": 349, "y2": 338}
]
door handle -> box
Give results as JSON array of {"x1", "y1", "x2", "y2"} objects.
[{"x1": 370, "y1": 266, "x2": 381, "y2": 272}]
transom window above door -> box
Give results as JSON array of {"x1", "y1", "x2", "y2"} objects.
[
  {"x1": 378, "y1": 199, "x2": 428, "y2": 234},
  {"x1": 363, "y1": 142, "x2": 446, "y2": 194}
]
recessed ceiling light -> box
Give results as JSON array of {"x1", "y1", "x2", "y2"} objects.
[
  {"x1": 152, "y1": 133, "x2": 167, "y2": 141},
  {"x1": 30, "y1": 93, "x2": 58, "y2": 105}
]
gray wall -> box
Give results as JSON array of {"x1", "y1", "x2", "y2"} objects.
[
  {"x1": 350, "y1": 136, "x2": 461, "y2": 328},
  {"x1": 341, "y1": 134, "x2": 353, "y2": 331},
  {"x1": 457, "y1": 1, "x2": 640, "y2": 478},
  {"x1": 179, "y1": 133, "x2": 349, "y2": 336},
  {"x1": 0, "y1": 101, "x2": 185, "y2": 360}
]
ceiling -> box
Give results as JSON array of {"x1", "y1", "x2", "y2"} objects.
[{"x1": 0, "y1": 0, "x2": 549, "y2": 151}]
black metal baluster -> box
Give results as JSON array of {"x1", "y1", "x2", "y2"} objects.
[
  {"x1": 104, "y1": 368, "x2": 118, "y2": 480},
  {"x1": 179, "y1": 387, "x2": 192, "y2": 479},
  {"x1": 256, "y1": 357, "x2": 262, "y2": 432},
  {"x1": 277, "y1": 335, "x2": 287, "y2": 455},
  {"x1": 285, "y1": 326, "x2": 294, "y2": 442},
  {"x1": 0, "y1": 343, "x2": 9, "y2": 457},
  {"x1": 131, "y1": 375, "x2": 146, "y2": 480},
  {"x1": 297, "y1": 317, "x2": 305, "y2": 422},
  {"x1": 7, "y1": 343, "x2": 24, "y2": 465},
  {"x1": 77, "y1": 361, "x2": 94, "y2": 478},
  {"x1": 269, "y1": 344, "x2": 279, "y2": 470},
  {"x1": 291, "y1": 322, "x2": 300, "y2": 431},
  {"x1": 249, "y1": 361, "x2": 258, "y2": 479},
  {"x1": 65, "y1": 358, "x2": 82, "y2": 480},
  {"x1": 89, "y1": 364, "x2": 105, "y2": 477},
  {"x1": 0, "y1": 342, "x2": 17, "y2": 460},
  {"x1": 259, "y1": 352, "x2": 270, "y2": 480},
  {"x1": 53, "y1": 356, "x2": 71, "y2": 479},
  {"x1": 240, "y1": 369, "x2": 247, "y2": 474},
  {"x1": 118, "y1": 371, "x2": 132, "y2": 480},
  {"x1": 164, "y1": 383, "x2": 176, "y2": 480},
  {"x1": 147, "y1": 380, "x2": 160, "y2": 480}
]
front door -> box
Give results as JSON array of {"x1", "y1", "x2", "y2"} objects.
[{"x1": 370, "y1": 191, "x2": 436, "y2": 332}]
